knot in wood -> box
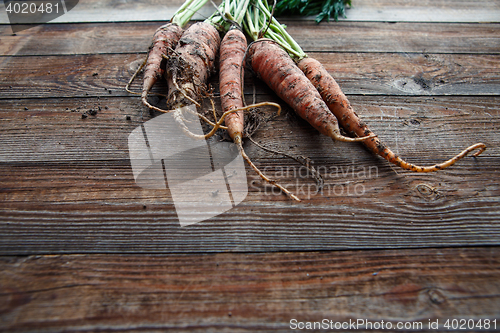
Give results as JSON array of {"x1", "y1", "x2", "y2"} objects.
[
  {"x1": 415, "y1": 183, "x2": 439, "y2": 201},
  {"x1": 428, "y1": 288, "x2": 446, "y2": 305}
]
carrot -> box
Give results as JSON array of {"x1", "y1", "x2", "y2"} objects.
[
  {"x1": 298, "y1": 57, "x2": 486, "y2": 172},
  {"x1": 125, "y1": 0, "x2": 210, "y2": 112},
  {"x1": 164, "y1": 0, "x2": 262, "y2": 138},
  {"x1": 166, "y1": 21, "x2": 221, "y2": 109},
  {"x1": 247, "y1": 39, "x2": 374, "y2": 143},
  {"x1": 246, "y1": 0, "x2": 486, "y2": 172},
  {"x1": 220, "y1": 27, "x2": 246, "y2": 141},
  {"x1": 220, "y1": 26, "x2": 300, "y2": 201},
  {"x1": 142, "y1": 24, "x2": 183, "y2": 107},
  {"x1": 126, "y1": 23, "x2": 183, "y2": 111}
]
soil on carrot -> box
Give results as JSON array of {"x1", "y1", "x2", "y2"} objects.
[
  {"x1": 165, "y1": 56, "x2": 201, "y2": 108},
  {"x1": 164, "y1": 22, "x2": 220, "y2": 111}
]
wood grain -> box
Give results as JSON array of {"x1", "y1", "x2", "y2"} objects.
[
  {"x1": 2, "y1": 21, "x2": 499, "y2": 56},
  {"x1": 0, "y1": 0, "x2": 499, "y2": 330},
  {"x1": 285, "y1": 21, "x2": 500, "y2": 54},
  {"x1": 337, "y1": 0, "x2": 500, "y2": 23},
  {"x1": 0, "y1": 96, "x2": 498, "y2": 254},
  {"x1": 1, "y1": 247, "x2": 499, "y2": 332},
  {"x1": 1, "y1": 52, "x2": 499, "y2": 100}
]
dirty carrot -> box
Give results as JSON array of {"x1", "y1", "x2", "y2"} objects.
[
  {"x1": 244, "y1": 3, "x2": 372, "y2": 143},
  {"x1": 125, "y1": 0, "x2": 210, "y2": 112},
  {"x1": 248, "y1": 0, "x2": 486, "y2": 172},
  {"x1": 125, "y1": 22, "x2": 183, "y2": 110},
  {"x1": 142, "y1": 23, "x2": 183, "y2": 108},
  {"x1": 220, "y1": 23, "x2": 299, "y2": 201},
  {"x1": 247, "y1": 39, "x2": 373, "y2": 143},
  {"x1": 298, "y1": 57, "x2": 486, "y2": 172},
  {"x1": 165, "y1": 20, "x2": 221, "y2": 110}
]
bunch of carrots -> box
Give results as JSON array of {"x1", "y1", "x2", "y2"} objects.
[{"x1": 127, "y1": 0, "x2": 486, "y2": 201}]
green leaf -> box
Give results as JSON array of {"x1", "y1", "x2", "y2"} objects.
[{"x1": 274, "y1": 0, "x2": 350, "y2": 23}]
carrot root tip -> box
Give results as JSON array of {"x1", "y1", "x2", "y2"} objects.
[{"x1": 471, "y1": 143, "x2": 487, "y2": 157}]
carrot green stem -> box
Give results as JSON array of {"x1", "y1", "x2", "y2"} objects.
[
  {"x1": 234, "y1": 0, "x2": 251, "y2": 24},
  {"x1": 171, "y1": 0, "x2": 209, "y2": 28},
  {"x1": 207, "y1": 0, "x2": 251, "y2": 31},
  {"x1": 244, "y1": 0, "x2": 306, "y2": 60}
]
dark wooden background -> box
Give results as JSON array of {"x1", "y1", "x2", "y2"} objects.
[{"x1": 1, "y1": 0, "x2": 499, "y2": 331}]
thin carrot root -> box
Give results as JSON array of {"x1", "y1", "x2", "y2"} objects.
[
  {"x1": 298, "y1": 56, "x2": 487, "y2": 172},
  {"x1": 393, "y1": 143, "x2": 486, "y2": 172},
  {"x1": 247, "y1": 40, "x2": 375, "y2": 143},
  {"x1": 171, "y1": 75, "x2": 202, "y2": 108},
  {"x1": 168, "y1": 102, "x2": 298, "y2": 200},
  {"x1": 125, "y1": 58, "x2": 146, "y2": 96},
  {"x1": 235, "y1": 136, "x2": 301, "y2": 202},
  {"x1": 207, "y1": 91, "x2": 220, "y2": 126},
  {"x1": 167, "y1": 102, "x2": 299, "y2": 200},
  {"x1": 331, "y1": 129, "x2": 376, "y2": 142},
  {"x1": 472, "y1": 144, "x2": 487, "y2": 157},
  {"x1": 172, "y1": 102, "x2": 281, "y2": 140},
  {"x1": 247, "y1": 136, "x2": 324, "y2": 188}
]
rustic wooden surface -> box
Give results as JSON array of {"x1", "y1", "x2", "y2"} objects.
[
  {"x1": 1, "y1": 0, "x2": 499, "y2": 331},
  {"x1": 1, "y1": 247, "x2": 499, "y2": 332}
]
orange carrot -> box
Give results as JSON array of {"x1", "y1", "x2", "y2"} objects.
[
  {"x1": 219, "y1": 27, "x2": 246, "y2": 141},
  {"x1": 142, "y1": 23, "x2": 183, "y2": 104},
  {"x1": 166, "y1": 21, "x2": 221, "y2": 109},
  {"x1": 126, "y1": 0, "x2": 213, "y2": 112},
  {"x1": 219, "y1": 28, "x2": 300, "y2": 201},
  {"x1": 298, "y1": 57, "x2": 486, "y2": 172},
  {"x1": 248, "y1": 40, "x2": 374, "y2": 143},
  {"x1": 126, "y1": 23, "x2": 183, "y2": 111}
]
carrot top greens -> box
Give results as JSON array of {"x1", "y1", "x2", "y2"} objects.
[{"x1": 274, "y1": 0, "x2": 351, "y2": 24}]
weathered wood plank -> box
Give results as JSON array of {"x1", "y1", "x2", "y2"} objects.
[
  {"x1": 0, "y1": 1, "x2": 498, "y2": 329},
  {"x1": 1, "y1": 21, "x2": 499, "y2": 56},
  {"x1": 1, "y1": 95, "x2": 497, "y2": 162},
  {"x1": 0, "y1": 96, "x2": 498, "y2": 254},
  {"x1": 1, "y1": 0, "x2": 499, "y2": 24},
  {"x1": 338, "y1": 0, "x2": 500, "y2": 23},
  {"x1": 285, "y1": 21, "x2": 500, "y2": 54},
  {"x1": 1, "y1": 52, "x2": 499, "y2": 99},
  {"x1": 1, "y1": 247, "x2": 499, "y2": 332}
]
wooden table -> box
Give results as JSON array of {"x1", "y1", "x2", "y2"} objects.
[{"x1": 1, "y1": 0, "x2": 499, "y2": 331}]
